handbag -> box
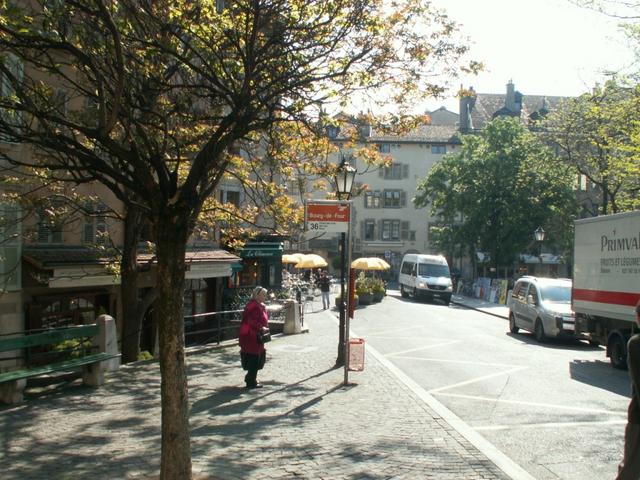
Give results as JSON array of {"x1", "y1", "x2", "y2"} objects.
[{"x1": 257, "y1": 328, "x2": 271, "y2": 344}]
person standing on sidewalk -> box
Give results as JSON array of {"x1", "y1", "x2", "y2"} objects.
[
  {"x1": 317, "y1": 271, "x2": 331, "y2": 310},
  {"x1": 616, "y1": 298, "x2": 640, "y2": 480},
  {"x1": 239, "y1": 287, "x2": 269, "y2": 389}
]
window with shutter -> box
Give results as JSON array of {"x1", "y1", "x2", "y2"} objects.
[
  {"x1": 381, "y1": 163, "x2": 404, "y2": 180},
  {"x1": 365, "y1": 191, "x2": 381, "y2": 208},
  {"x1": 37, "y1": 200, "x2": 64, "y2": 244},
  {"x1": 221, "y1": 189, "x2": 241, "y2": 207},
  {"x1": 364, "y1": 219, "x2": 375, "y2": 240},
  {"x1": 391, "y1": 221, "x2": 400, "y2": 240},
  {"x1": 83, "y1": 201, "x2": 108, "y2": 245},
  {"x1": 382, "y1": 220, "x2": 401, "y2": 240},
  {"x1": 383, "y1": 190, "x2": 402, "y2": 208},
  {"x1": 401, "y1": 221, "x2": 409, "y2": 240},
  {"x1": 381, "y1": 220, "x2": 390, "y2": 240}
]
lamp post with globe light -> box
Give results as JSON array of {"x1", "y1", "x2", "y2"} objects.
[
  {"x1": 334, "y1": 155, "x2": 356, "y2": 367},
  {"x1": 534, "y1": 226, "x2": 545, "y2": 275}
]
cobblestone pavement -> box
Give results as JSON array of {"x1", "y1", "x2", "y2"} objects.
[{"x1": 0, "y1": 306, "x2": 513, "y2": 480}]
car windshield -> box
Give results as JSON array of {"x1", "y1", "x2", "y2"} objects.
[
  {"x1": 540, "y1": 284, "x2": 571, "y2": 303},
  {"x1": 418, "y1": 263, "x2": 450, "y2": 277}
]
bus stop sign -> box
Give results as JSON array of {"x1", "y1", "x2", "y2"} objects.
[{"x1": 305, "y1": 201, "x2": 351, "y2": 233}]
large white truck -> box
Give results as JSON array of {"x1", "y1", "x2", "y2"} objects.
[{"x1": 573, "y1": 211, "x2": 640, "y2": 368}]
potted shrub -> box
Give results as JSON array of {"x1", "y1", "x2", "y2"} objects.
[
  {"x1": 355, "y1": 274, "x2": 373, "y2": 305},
  {"x1": 372, "y1": 278, "x2": 386, "y2": 302}
]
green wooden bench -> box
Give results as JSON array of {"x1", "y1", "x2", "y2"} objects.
[{"x1": 0, "y1": 320, "x2": 120, "y2": 403}]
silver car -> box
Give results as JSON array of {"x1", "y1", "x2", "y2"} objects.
[{"x1": 508, "y1": 276, "x2": 576, "y2": 342}]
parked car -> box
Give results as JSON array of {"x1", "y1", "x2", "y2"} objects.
[{"x1": 508, "y1": 276, "x2": 576, "y2": 342}]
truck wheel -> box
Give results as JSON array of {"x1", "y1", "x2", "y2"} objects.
[
  {"x1": 400, "y1": 285, "x2": 407, "y2": 298},
  {"x1": 534, "y1": 319, "x2": 546, "y2": 343},
  {"x1": 509, "y1": 314, "x2": 519, "y2": 334},
  {"x1": 609, "y1": 335, "x2": 628, "y2": 370}
]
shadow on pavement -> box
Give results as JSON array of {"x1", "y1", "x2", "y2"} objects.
[
  {"x1": 569, "y1": 358, "x2": 631, "y2": 397},
  {"x1": 506, "y1": 331, "x2": 604, "y2": 352}
]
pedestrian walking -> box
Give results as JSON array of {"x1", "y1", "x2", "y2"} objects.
[
  {"x1": 239, "y1": 286, "x2": 270, "y2": 389},
  {"x1": 317, "y1": 271, "x2": 331, "y2": 310},
  {"x1": 616, "y1": 298, "x2": 640, "y2": 480}
]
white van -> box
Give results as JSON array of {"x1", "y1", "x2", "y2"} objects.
[{"x1": 398, "y1": 254, "x2": 453, "y2": 305}]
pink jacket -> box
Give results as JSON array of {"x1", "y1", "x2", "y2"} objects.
[{"x1": 239, "y1": 299, "x2": 269, "y2": 355}]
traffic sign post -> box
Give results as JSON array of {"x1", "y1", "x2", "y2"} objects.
[{"x1": 304, "y1": 200, "x2": 353, "y2": 382}]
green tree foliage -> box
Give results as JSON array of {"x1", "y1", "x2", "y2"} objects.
[
  {"x1": 415, "y1": 118, "x2": 577, "y2": 273},
  {"x1": 0, "y1": 1, "x2": 477, "y2": 477},
  {"x1": 541, "y1": 79, "x2": 640, "y2": 214}
]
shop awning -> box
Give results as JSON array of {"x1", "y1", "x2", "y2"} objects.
[
  {"x1": 23, "y1": 246, "x2": 241, "y2": 287},
  {"x1": 520, "y1": 253, "x2": 564, "y2": 265}
]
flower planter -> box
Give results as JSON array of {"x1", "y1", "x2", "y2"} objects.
[{"x1": 358, "y1": 292, "x2": 373, "y2": 305}]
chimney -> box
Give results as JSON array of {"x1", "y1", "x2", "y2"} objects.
[
  {"x1": 506, "y1": 80, "x2": 516, "y2": 112},
  {"x1": 458, "y1": 86, "x2": 475, "y2": 133}
]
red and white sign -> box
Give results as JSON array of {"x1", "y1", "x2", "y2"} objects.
[{"x1": 305, "y1": 201, "x2": 351, "y2": 233}]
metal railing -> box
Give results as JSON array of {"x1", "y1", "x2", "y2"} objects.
[
  {"x1": 183, "y1": 309, "x2": 243, "y2": 347},
  {"x1": 183, "y1": 302, "x2": 287, "y2": 347}
]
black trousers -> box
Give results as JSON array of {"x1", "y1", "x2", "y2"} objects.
[{"x1": 241, "y1": 351, "x2": 266, "y2": 386}]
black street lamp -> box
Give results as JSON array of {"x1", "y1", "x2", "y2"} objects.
[
  {"x1": 334, "y1": 155, "x2": 356, "y2": 367},
  {"x1": 335, "y1": 155, "x2": 356, "y2": 200},
  {"x1": 534, "y1": 226, "x2": 545, "y2": 274}
]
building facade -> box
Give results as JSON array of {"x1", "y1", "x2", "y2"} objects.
[{"x1": 294, "y1": 110, "x2": 462, "y2": 279}]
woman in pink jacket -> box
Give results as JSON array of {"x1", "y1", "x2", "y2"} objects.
[{"x1": 239, "y1": 286, "x2": 269, "y2": 388}]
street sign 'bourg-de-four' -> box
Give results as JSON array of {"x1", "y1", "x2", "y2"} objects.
[{"x1": 305, "y1": 201, "x2": 351, "y2": 234}]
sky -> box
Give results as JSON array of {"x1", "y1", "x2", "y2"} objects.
[{"x1": 423, "y1": 0, "x2": 637, "y2": 113}]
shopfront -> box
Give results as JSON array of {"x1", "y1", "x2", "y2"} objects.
[
  {"x1": 22, "y1": 246, "x2": 119, "y2": 331},
  {"x1": 237, "y1": 242, "x2": 284, "y2": 289},
  {"x1": 21, "y1": 247, "x2": 240, "y2": 353}
]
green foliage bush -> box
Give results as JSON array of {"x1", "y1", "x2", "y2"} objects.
[
  {"x1": 52, "y1": 338, "x2": 92, "y2": 359},
  {"x1": 137, "y1": 351, "x2": 154, "y2": 361}
]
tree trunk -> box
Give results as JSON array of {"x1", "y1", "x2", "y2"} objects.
[
  {"x1": 121, "y1": 205, "x2": 144, "y2": 364},
  {"x1": 156, "y1": 211, "x2": 192, "y2": 480}
]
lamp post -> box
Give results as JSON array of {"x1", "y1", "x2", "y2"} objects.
[
  {"x1": 334, "y1": 155, "x2": 356, "y2": 367},
  {"x1": 534, "y1": 226, "x2": 545, "y2": 275}
]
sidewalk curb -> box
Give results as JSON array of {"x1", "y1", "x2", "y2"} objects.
[{"x1": 452, "y1": 298, "x2": 509, "y2": 320}]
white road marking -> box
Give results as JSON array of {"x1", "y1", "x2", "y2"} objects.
[
  {"x1": 429, "y1": 367, "x2": 528, "y2": 394},
  {"x1": 363, "y1": 325, "x2": 433, "y2": 337},
  {"x1": 474, "y1": 419, "x2": 627, "y2": 431},
  {"x1": 388, "y1": 355, "x2": 519, "y2": 368},
  {"x1": 385, "y1": 341, "x2": 462, "y2": 357},
  {"x1": 433, "y1": 392, "x2": 627, "y2": 416}
]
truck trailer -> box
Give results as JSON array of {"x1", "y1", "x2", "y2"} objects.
[{"x1": 573, "y1": 211, "x2": 640, "y2": 369}]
